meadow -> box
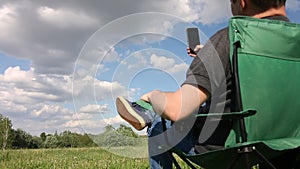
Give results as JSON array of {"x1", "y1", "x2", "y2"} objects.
[
  {"x1": 0, "y1": 147, "x2": 149, "y2": 169},
  {"x1": 0, "y1": 147, "x2": 196, "y2": 169}
]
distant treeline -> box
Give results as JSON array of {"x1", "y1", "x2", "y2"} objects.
[{"x1": 0, "y1": 113, "x2": 143, "y2": 150}]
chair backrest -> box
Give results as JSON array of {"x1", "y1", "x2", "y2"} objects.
[{"x1": 227, "y1": 16, "x2": 300, "y2": 149}]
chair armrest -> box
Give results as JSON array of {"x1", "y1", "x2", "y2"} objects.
[
  {"x1": 195, "y1": 109, "x2": 257, "y2": 120},
  {"x1": 135, "y1": 99, "x2": 256, "y2": 120}
]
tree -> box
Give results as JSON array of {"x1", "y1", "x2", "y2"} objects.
[
  {"x1": 60, "y1": 130, "x2": 79, "y2": 148},
  {"x1": 0, "y1": 114, "x2": 99, "y2": 149},
  {"x1": 0, "y1": 114, "x2": 14, "y2": 150},
  {"x1": 44, "y1": 134, "x2": 59, "y2": 148},
  {"x1": 12, "y1": 128, "x2": 40, "y2": 149},
  {"x1": 104, "y1": 125, "x2": 115, "y2": 132},
  {"x1": 116, "y1": 124, "x2": 138, "y2": 138},
  {"x1": 40, "y1": 132, "x2": 46, "y2": 142},
  {"x1": 78, "y1": 133, "x2": 96, "y2": 147},
  {"x1": 93, "y1": 124, "x2": 139, "y2": 147}
]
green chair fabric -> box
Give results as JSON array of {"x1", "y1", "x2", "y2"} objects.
[
  {"x1": 169, "y1": 16, "x2": 300, "y2": 169},
  {"x1": 226, "y1": 16, "x2": 300, "y2": 150}
]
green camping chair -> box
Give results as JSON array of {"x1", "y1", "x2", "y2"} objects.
[{"x1": 159, "y1": 16, "x2": 300, "y2": 169}]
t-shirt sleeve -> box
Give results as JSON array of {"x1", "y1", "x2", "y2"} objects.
[{"x1": 182, "y1": 28, "x2": 229, "y2": 95}]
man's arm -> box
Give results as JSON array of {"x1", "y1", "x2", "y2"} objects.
[{"x1": 140, "y1": 84, "x2": 209, "y2": 121}]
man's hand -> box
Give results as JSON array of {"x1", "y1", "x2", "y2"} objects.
[{"x1": 187, "y1": 45, "x2": 203, "y2": 57}]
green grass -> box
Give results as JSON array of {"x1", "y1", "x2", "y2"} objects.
[
  {"x1": 0, "y1": 147, "x2": 149, "y2": 169},
  {"x1": 0, "y1": 147, "x2": 198, "y2": 169}
]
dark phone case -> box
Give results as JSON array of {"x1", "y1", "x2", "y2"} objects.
[{"x1": 186, "y1": 28, "x2": 200, "y2": 50}]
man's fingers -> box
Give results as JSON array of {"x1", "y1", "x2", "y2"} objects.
[
  {"x1": 193, "y1": 45, "x2": 204, "y2": 52},
  {"x1": 187, "y1": 47, "x2": 197, "y2": 57}
]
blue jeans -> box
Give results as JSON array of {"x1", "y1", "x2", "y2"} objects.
[{"x1": 147, "y1": 117, "x2": 198, "y2": 169}]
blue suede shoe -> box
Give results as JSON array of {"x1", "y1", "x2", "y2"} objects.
[{"x1": 116, "y1": 96, "x2": 154, "y2": 130}]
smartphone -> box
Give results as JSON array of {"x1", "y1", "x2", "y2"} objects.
[{"x1": 186, "y1": 28, "x2": 200, "y2": 54}]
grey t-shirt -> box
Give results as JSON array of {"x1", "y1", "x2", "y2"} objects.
[
  {"x1": 183, "y1": 27, "x2": 231, "y2": 97},
  {"x1": 184, "y1": 27, "x2": 233, "y2": 149}
]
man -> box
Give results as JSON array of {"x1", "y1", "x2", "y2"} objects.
[{"x1": 116, "y1": 0, "x2": 289, "y2": 168}]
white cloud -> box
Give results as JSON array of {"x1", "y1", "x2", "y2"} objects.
[
  {"x1": 98, "y1": 47, "x2": 121, "y2": 63},
  {"x1": 150, "y1": 54, "x2": 188, "y2": 74},
  {"x1": 0, "y1": 66, "x2": 128, "y2": 134},
  {"x1": 0, "y1": 4, "x2": 15, "y2": 22},
  {"x1": 31, "y1": 104, "x2": 70, "y2": 119},
  {"x1": 102, "y1": 115, "x2": 124, "y2": 126},
  {"x1": 0, "y1": 65, "x2": 124, "y2": 109},
  {"x1": 3, "y1": 66, "x2": 34, "y2": 83},
  {"x1": 0, "y1": 4, "x2": 17, "y2": 38},
  {"x1": 63, "y1": 115, "x2": 124, "y2": 134},
  {"x1": 79, "y1": 104, "x2": 109, "y2": 114},
  {"x1": 167, "y1": 63, "x2": 189, "y2": 74},
  {"x1": 1, "y1": 68, "x2": 71, "y2": 105},
  {"x1": 38, "y1": 6, "x2": 99, "y2": 29},
  {"x1": 64, "y1": 120, "x2": 88, "y2": 128},
  {"x1": 191, "y1": 0, "x2": 231, "y2": 24},
  {"x1": 3, "y1": 102, "x2": 77, "y2": 135},
  {"x1": 169, "y1": 0, "x2": 200, "y2": 22},
  {"x1": 72, "y1": 74, "x2": 127, "y2": 102},
  {"x1": 150, "y1": 54, "x2": 176, "y2": 69},
  {"x1": 151, "y1": 0, "x2": 231, "y2": 24}
]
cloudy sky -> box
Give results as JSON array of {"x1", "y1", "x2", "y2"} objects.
[{"x1": 0, "y1": 0, "x2": 299, "y2": 136}]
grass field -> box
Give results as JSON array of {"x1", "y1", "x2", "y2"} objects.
[
  {"x1": 0, "y1": 147, "x2": 196, "y2": 169},
  {"x1": 1, "y1": 147, "x2": 149, "y2": 169}
]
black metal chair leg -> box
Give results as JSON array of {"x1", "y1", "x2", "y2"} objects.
[
  {"x1": 244, "y1": 153, "x2": 251, "y2": 169},
  {"x1": 253, "y1": 148, "x2": 277, "y2": 169},
  {"x1": 226, "y1": 154, "x2": 241, "y2": 169}
]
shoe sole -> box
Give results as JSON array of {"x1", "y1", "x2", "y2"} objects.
[{"x1": 116, "y1": 97, "x2": 146, "y2": 130}]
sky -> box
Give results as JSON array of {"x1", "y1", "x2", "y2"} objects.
[{"x1": 0, "y1": 0, "x2": 300, "y2": 136}]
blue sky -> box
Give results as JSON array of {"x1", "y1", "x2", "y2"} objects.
[{"x1": 0, "y1": 0, "x2": 299, "y2": 136}]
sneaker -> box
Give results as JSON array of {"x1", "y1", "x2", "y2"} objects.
[{"x1": 116, "y1": 96, "x2": 154, "y2": 130}]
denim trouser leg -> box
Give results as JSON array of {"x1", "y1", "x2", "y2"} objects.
[{"x1": 147, "y1": 117, "x2": 197, "y2": 169}]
